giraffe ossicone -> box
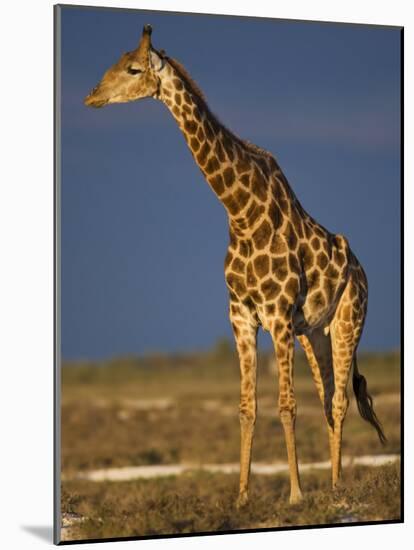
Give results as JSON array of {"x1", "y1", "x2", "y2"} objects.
[{"x1": 85, "y1": 25, "x2": 386, "y2": 507}]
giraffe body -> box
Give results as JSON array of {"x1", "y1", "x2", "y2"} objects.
[{"x1": 85, "y1": 26, "x2": 385, "y2": 506}]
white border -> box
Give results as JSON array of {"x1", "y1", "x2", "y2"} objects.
[{"x1": 0, "y1": 1, "x2": 410, "y2": 548}]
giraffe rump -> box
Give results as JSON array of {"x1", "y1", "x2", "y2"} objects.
[{"x1": 352, "y1": 356, "x2": 387, "y2": 445}]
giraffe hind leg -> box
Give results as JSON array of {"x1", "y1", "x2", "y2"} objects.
[
  {"x1": 329, "y1": 271, "x2": 368, "y2": 487},
  {"x1": 297, "y1": 330, "x2": 335, "y2": 468}
]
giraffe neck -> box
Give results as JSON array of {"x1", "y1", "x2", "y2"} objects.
[{"x1": 157, "y1": 59, "x2": 276, "y2": 232}]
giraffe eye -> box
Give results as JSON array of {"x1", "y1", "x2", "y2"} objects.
[{"x1": 127, "y1": 66, "x2": 142, "y2": 75}]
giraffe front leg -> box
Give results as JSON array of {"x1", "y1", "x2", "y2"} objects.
[
  {"x1": 272, "y1": 317, "x2": 303, "y2": 505},
  {"x1": 230, "y1": 301, "x2": 258, "y2": 509}
]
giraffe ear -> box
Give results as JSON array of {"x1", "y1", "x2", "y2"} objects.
[{"x1": 149, "y1": 49, "x2": 165, "y2": 72}]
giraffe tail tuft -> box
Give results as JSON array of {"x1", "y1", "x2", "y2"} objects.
[{"x1": 352, "y1": 356, "x2": 387, "y2": 445}]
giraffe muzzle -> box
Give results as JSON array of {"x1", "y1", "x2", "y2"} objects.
[{"x1": 84, "y1": 87, "x2": 108, "y2": 108}]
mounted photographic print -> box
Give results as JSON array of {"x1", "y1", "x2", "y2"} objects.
[{"x1": 54, "y1": 3, "x2": 403, "y2": 544}]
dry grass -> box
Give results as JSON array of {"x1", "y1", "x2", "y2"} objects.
[
  {"x1": 61, "y1": 463, "x2": 401, "y2": 541},
  {"x1": 59, "y1": 349, "x2": 401, "y2": 541},
  {"x1": 60, "y1": 396, "x2": 400, "y2": 473},
  {"x1": 61, "y1": 350, "x2": 400, "y2": 472}
]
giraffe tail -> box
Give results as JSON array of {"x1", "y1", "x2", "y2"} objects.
[{"x1": 352, "y1": 355, "x2": 387, "y2": 445}]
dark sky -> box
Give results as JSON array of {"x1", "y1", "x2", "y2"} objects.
[{"x1": 59, "y1": 6, "x2": 401, "y2": 360}]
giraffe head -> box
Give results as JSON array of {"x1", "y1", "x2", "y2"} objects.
[{"x1": 84, "y1": 25, "x2": 165, "y2": 108}]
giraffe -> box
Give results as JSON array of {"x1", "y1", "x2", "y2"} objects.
[{"x1": 84, "y1": 25, "x2": 386, "y2": 507}]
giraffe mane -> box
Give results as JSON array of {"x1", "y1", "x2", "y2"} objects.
[
  {"x1": 166, "y1": 56, "x2": 207, "y2": 101},
  {"x1": 166, "y1": 56, "x2": 274, "y2": 161}
]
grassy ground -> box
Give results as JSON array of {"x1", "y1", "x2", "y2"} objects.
[
  {"x1": 62, "y1": 463, "x2": 401, "y2": 541},
  {"x1": 60, "y1": 348, "x2": 401, "y2": 541}
]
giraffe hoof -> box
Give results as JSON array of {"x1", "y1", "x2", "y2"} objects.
[
  {"x1": 236, "y1": 492, "x2": 249, "y2": 509},
  {"x1": 289, "y1": 490, "x2": 303, "y2": 505},
  {"x1": 332, "y1": 478, "x2": 343, "y2": 491}
]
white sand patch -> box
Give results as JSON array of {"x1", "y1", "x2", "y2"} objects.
[
  {"x1": 122, "y1": 398, "x2": 174, "y2": 410},
  {"x1": 66, "y1": 454, "x2": 399, "y2": 483}
]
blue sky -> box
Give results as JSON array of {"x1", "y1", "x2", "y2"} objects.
[{"x1": 59, "y1": 6, "x2": 401, "y2": 359}]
